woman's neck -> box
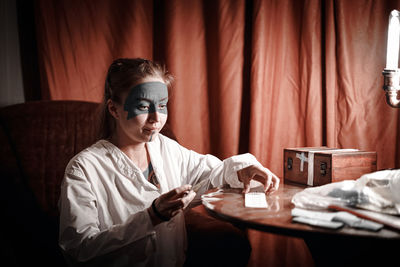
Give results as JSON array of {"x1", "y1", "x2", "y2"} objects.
[{"x1": 110, "y1": 135, "x2": 149, "y2": 171}]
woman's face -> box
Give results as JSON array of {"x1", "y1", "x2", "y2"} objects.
[{"x1": 110, "y1": 77, "x2": 168, "y2": 145}]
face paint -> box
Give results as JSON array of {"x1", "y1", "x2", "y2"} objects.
[
  {"x1": 149, "y1": 132, "x2": 154, "y2": 142},
  {"x1": 124, "y1": 81, "x2": 168, "y2": 120}
]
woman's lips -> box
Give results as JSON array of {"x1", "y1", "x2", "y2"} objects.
[{"x1": 143, "y1": 128, "x2": 157, "y2": 134}]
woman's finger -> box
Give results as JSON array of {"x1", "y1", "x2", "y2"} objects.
[
  {"x1": 266, "y1": 176, "x2": 280, "y2": 194},
  {"x1": 181, "y1": 190, "x2": 196, "y2": 209},
  {"x1": 251, "y1": 166, "x2": 281, "y2": 193},
  {"x1": 252, "y1": 174, "x2": 271, "y2": 192},
  {"x1": 167, "y1": 190, "x2": 196, "y2": 209},
  {"x1": 172, "y1": 188, "x2": 193, "y2": 200},
  {"x1": 238, "y1": 165, "x2": 280, "y2": 194},
  {"x1": 162, "y1": 184, "x2": 192, "y2": 199},
  {"x1": 159, "y1": 189, "x2": 197, "y2": 216},
  {"x1": 242, "y1": 179, "x2": 251, "y2": 193}
]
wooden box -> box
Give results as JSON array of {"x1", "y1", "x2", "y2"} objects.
[{"x1": 283, "y1": 147, "x2": 377, "y2": 186}]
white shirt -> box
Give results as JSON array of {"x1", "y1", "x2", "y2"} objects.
[{"x1": 59, "y1": 134, "x2": 262, "y2": 266}]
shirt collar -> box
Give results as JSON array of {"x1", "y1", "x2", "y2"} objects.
[{"x1": 98, "y1": 138, "x2": 165, "y2": 191}]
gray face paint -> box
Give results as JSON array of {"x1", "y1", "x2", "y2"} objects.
[
  {"x1": 149, "y1": 132, "x2": 154, "y2": 142},
  {"x1": 124, "y1": 81, "x2": 168, "y2": 120}
]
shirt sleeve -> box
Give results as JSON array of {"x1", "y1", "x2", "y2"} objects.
[
  {"x1": 185, "y1": 150, "x2": 263, "y2": 188},
  {"x1": 59, "y1": 161, "x2": 156, "y2": 263},
  {"x1": 161, "y1": 136, "x2": 263, "y2": 192}
]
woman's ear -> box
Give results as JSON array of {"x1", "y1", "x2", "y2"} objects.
[{"x1": 107, "y1": 99, "x2": 120, "y2": 120}]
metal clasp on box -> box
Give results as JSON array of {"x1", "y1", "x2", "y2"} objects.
[
  {"x1": 287, "y1": 157, "x2": 293, "y2": 170},
  {"x1": 320, "y1": 162, "x2": 327, "y2": 176}
]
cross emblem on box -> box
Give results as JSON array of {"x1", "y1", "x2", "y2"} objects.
[{"x1": 296, "y1": 152, "x2": 308, "y2": 172}]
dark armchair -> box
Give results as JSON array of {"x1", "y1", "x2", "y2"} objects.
[{"x1": 0, "y1": 100, "x2": 250, "y2": 267}]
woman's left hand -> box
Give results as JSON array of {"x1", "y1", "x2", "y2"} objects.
[{"x1": 237, "y1": 165, "x2": 280, "y2": 194}]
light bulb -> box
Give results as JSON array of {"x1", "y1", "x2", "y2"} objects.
[{"x1": 386, "y1": 10, "x2": 400, "y2": 70}]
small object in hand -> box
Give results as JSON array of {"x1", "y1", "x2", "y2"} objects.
[
  {"x1": 192, "y1": 179, "x2": 209, "y2": 193},
  {"x1": 245, "y1": 192, "x2": 268, "y2": 208}
]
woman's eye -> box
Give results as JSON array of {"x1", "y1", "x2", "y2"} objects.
[{"x1": 138, "y1": 105, "x2": 149, "y2": 111}]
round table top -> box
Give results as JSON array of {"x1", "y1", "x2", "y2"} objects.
[{"x1": 201, "y1": 183, "x2": 400, "y2": 240}]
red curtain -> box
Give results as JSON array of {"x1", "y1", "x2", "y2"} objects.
[{"x1": 34, "y1": 0, "x2": 400, "y2": 266}]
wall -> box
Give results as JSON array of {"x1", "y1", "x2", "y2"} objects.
[{"x1": 0, "y1": 0, "x2": 24, "y2": 107}]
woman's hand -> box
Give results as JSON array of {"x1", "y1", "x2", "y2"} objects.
[
  {"x1": 237, "y1": 165, "x2": 280, "y2": 194},
  {"x1": 148, "y1": 184, "x2": 196, "y2": 225}
]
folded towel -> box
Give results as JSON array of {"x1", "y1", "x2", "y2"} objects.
[{"x1": 291, "y1": 208, "x2": 383, "y2": 231}]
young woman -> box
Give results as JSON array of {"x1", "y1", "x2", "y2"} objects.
[{"x1": 58, "y1": 58, "x2": 280, "y2": 267}]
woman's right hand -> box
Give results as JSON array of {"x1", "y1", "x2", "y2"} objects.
[{"x1": 148, "y1": 184, "x2": 196, "y2": 225}]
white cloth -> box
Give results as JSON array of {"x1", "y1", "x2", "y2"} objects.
[
  {"x1": 291, "y1": 169, "x2": 400, "y2": 215},
  {"x1": 354, "y1": 169, "x2": 400, "y2": 213},
  {"x1": 59, "y1": 134, "x2": 263, "y2": 267},
  {"x1": 291, "y1": 208, "x2": 383, "y2": 231}
]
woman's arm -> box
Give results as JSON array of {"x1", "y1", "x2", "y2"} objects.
[
  {"x1": 185, "y1": 151, "x2": 277, "y2": 191},
  {"x1": 59, "y1": 165, "x2": 156, "y2": 263},
  {"x1": 160, "y1": 136, "x2": 279, "y2": 195}
]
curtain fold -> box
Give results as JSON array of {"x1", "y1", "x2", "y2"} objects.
[
  {"x1": 156, "y1": 0, "x2": 212, "y2": 154},
  {"x1": 330, "y1": 0, "x2": 400, "y2": 169},
  {"x1": 35, "y1": 0, "x2": 154, "y2": 101},
  {"x1": 249, "y1": 0, "x2": 324, "y2": 176},
  {"x1": 34, "y1": 0, "x2": 400, "y2": 266}
]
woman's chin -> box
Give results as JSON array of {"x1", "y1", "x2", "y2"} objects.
[{"x1": 144, "y1": 131, "x2": 157, "y2": 142}]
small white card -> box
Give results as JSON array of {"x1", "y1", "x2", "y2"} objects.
[{"x1": 245, "y1": 192, "x2": 268, "y2": 208}]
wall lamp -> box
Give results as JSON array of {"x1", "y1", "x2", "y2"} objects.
[{"x1": 383, "y1": 10, "x2": 400, "y2": 108}]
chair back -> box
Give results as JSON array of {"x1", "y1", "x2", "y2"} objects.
[
  {"x1": 0, "y1": 100, "x2": 177, "y2": 218},
  {"x1": 0, "y1": 100, "x2": 100, "y2": 218}
]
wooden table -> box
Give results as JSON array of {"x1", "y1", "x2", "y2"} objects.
[{"x1": 202, "y1": 183, "x2": 400, "y2": 266}]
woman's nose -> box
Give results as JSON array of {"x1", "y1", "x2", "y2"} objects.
[{"x1": 148, "y1": 111, "x2": 160, "y2": 122}]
